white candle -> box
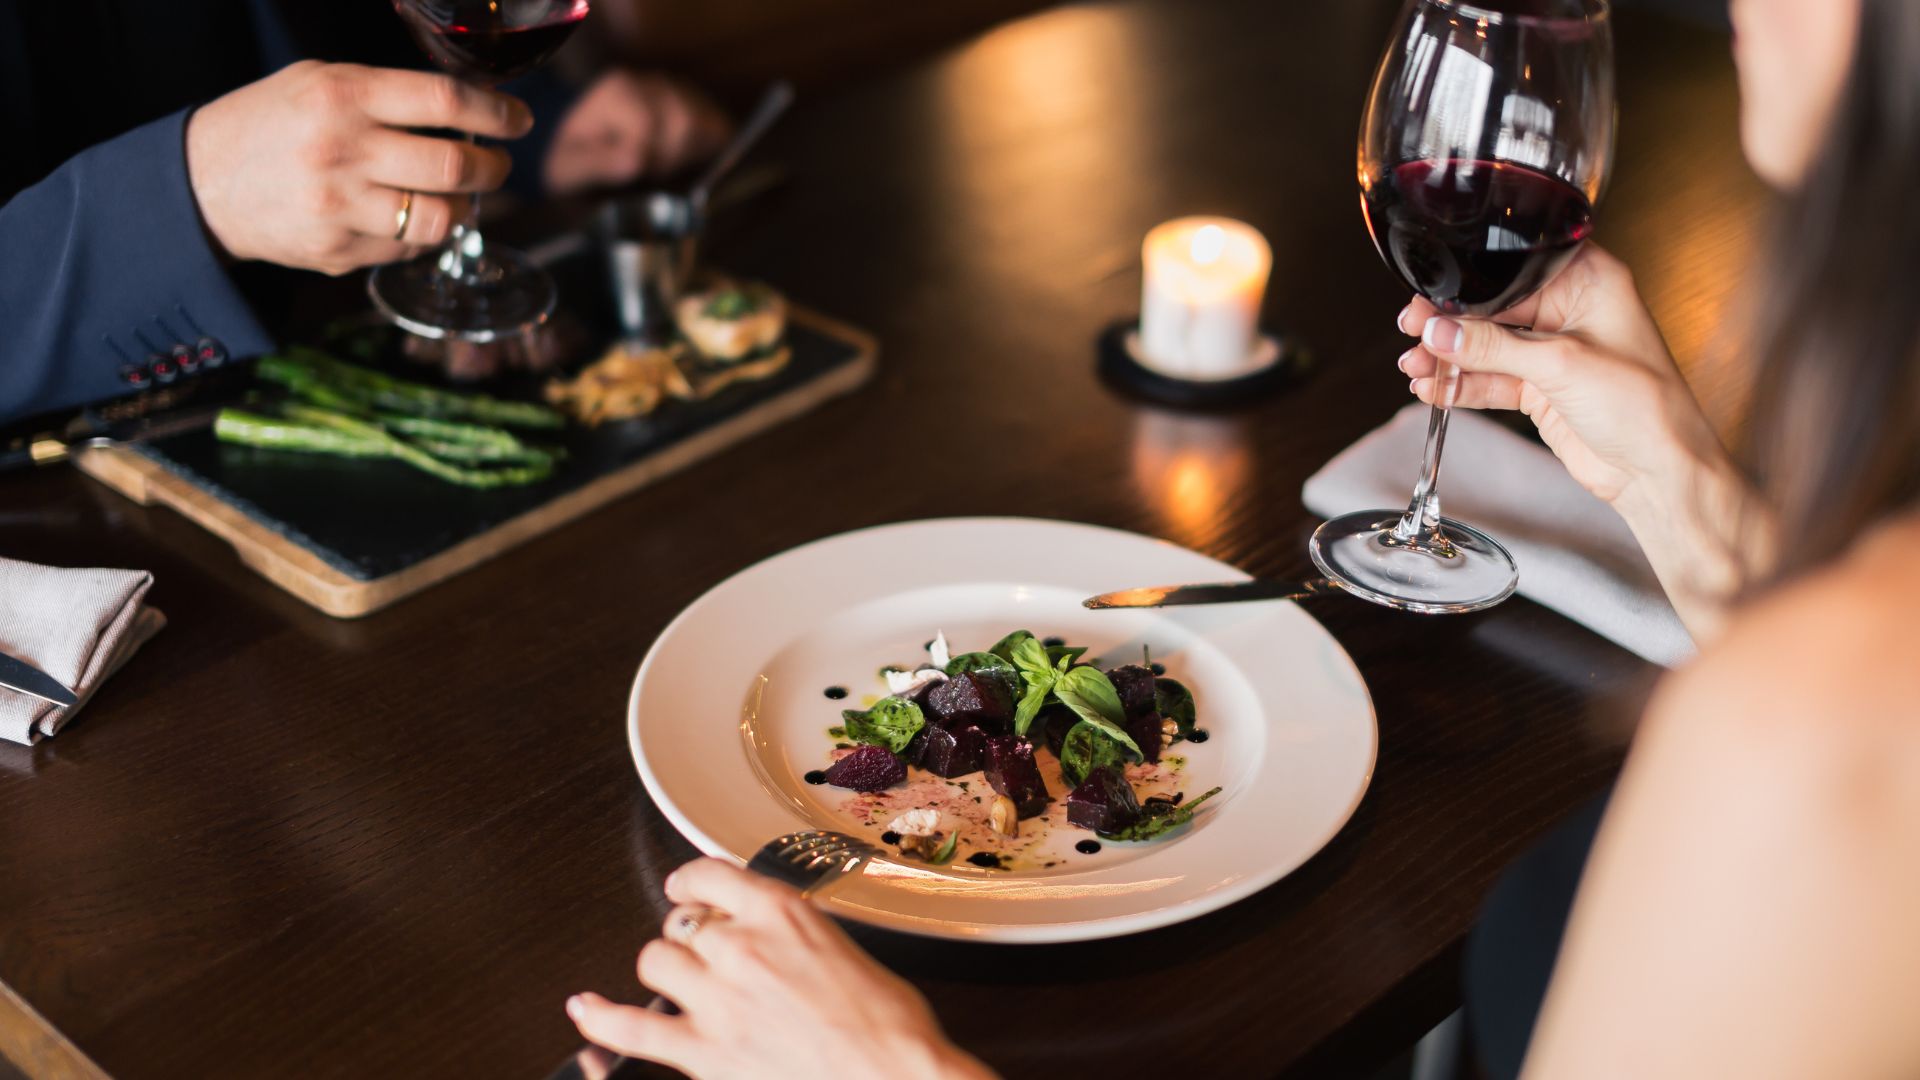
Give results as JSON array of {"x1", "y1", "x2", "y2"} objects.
[{"x1": 1137, "y1": 217, "x2": 1272, "y2": 380}]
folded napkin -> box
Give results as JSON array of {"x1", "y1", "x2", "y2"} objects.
[
  {"x1": 0, "y1": 558, "x2": 166, "y2": 745},
  {"x1": 1303, "y1": 404, "x2": 1695, "y2": 667}
]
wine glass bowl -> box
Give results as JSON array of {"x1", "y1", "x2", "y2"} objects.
[
  {"x1": 1311, "y1": 0, "x2": 1614, "y2": 613},
  {"x1": 369, "y1": 0, "x2": 590, "y2": 344}
]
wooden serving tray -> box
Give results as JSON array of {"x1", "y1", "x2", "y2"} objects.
[{"x1": 75, "y1": 304, "x2": 876, "y2": 618}]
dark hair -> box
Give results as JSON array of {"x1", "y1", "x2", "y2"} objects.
[{"x1": 1743, "y1": 0, "x2": 1920, "y2": 581}]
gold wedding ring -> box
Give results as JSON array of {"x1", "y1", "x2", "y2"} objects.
[{"x1": 392, "y1": 190, "x2": 415, "y2": 242}]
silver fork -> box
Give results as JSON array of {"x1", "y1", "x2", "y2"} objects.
[{"x1": 545, "y1": 831, "x2": 878, "y2": 1080}]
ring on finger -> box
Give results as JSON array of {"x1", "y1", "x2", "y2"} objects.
[
  {"x1": 663, "y1": 903, "x2": 730, "y2": 946},
  {"x1": 392, "y1": 189, "x2": 415, "y2": 241}
]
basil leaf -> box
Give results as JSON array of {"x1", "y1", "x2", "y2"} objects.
[
  {"x1": 1012, "y1": 681, "x2": 1052, "y2": 737},
  {"x1": 1053, "y1": 666, "x2": 1141, "y2": 759},
  {"x1": 929, "y1": 829, "x2": 959, "y2": 864},
  {"x1": 988, "y1": 629, "x2": 1035, "y2": 662},
  {"x1": 1099, "y1": 786, "x2": 1223, "y2": 842},
  {"x1": 1046, "y1": 645, "x2": 1089, "y2": 666},
  {"x1": 1009, "y1": 636, "x2": 1055, "y2": 682},
  {"x1": 1060, "y1": 720, "x2": 1131, "y2": 788},
  {"x1": 841, "y1": 698, "x2": 925, "y2": 755},
  {"x1": 1154, "y1": 677, "x2": 1198, "y2": 737}
]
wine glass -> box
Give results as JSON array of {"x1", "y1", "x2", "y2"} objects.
[
  {"x1": 1311, "y1": 0, "x2": 1614, "y2": 613},
  {"x1": 368, "y1": 0, "x2": 591, "y2": 343}
]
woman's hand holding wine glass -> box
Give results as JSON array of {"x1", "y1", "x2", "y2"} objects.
[{"x1": 1395, "y1": 241, "x2": 1770, "y2": 640}]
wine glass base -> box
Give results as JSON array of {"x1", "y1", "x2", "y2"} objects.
[
  {"x1": 1309, "y1": 510, "x2": 1518, "y2": 614},
  {"x1": 368, "y1": 246, "x2": 556, "y2": 343}
]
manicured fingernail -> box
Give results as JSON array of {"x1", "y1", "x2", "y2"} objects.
[
  {"x1": 1396, "y1": 304, "x2": 1418, "y2": 335},
  {"x1": 1409, "y1": 378, "x2": 1421, "y2": 395},
  {"x1": 1423, "y1": 317, "x2": 1463, "y2": 354},
  {"x1": 566, "y1": 995, "x2": 586, "y2": 1020},
  {"x1": 1396, "y1": 349, "x2": 1416, "y2": 374}
]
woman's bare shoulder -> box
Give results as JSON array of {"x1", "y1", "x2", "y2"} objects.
[{"x1": 1654, "y1": 515, "x2": 1920, "y2": 736}]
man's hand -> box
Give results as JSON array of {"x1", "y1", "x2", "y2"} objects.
[
  {"x1": 185, "y1": 61, "x2": 533, "y2": 275},
  {"x1": 543, "y1": 71, "x2": 731, "y2": 194}
]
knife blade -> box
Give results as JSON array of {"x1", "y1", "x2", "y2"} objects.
[
  {"x1": 1082, "y1": 577, "x2": 1339, "y2": 609},
  {"x1": 0, "y1": 650, "x2": 78, "y2": 707}
]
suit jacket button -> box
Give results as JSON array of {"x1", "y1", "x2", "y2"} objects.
[
  {"x1": 172, "y1": 343, "x2": 200, "y2": 374},
  {"x1": 197, "y1": 337, "x2": 228, "y2": 368},
  {"x1": 119, "y1": 365, "x2": 152, "y2": 387},
  {"x1": 149, "y1": 356, "x2": 178, "y2": 385}
]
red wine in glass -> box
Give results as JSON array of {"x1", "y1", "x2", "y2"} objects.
[
  {"x1": 395, "y1": 0, "x2": 589, "y2": 87},
  {"x1": 1362, "y1": 158, "x2": 1595, "y2": 318}
]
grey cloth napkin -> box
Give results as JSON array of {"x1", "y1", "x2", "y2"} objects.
[
  {"x1": 1303, "y1": 404, "x2": 1695, "y2": 667},
  {"x1": 0, "y1": 558, "x2": 166, "y2": 744}
]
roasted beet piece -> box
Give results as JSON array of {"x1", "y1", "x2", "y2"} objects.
[
  {"x1": 1039, "y1": 703, "x2": 1077, "y2": 756},
  {"x1": 823, "y1": 745, "x2": 906, "y2": 792},
  {"x1": 984, "y1": 736, "x2": 1051, "y2": 818},
  {"x1": 1067, "y1": 765, "x2": 1142, "y2": 833},
  {"x1": 919, "y1": 723, "x2": 988, "y2": 777},
  {"x1": 1126, "y1": 711, "x2": 1165, "y2": 764},
  {"x1": 926, "y1": 671, "x2": 1014, "y2": 731},
  {"x1": 904, "y1": 726, "x2": 931, "y2": 767},
  {"x1": 1106, "y1": 664, "x2": 1158, "y2": 719}
]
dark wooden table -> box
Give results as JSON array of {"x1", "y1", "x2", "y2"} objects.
[{"x1": 0, "y1": 1, "x2": 1765, "y2": 1077}]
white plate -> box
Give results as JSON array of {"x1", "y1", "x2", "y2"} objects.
[{"x1": 628, "y1": 517, "x2": 1376, "y2": 943}]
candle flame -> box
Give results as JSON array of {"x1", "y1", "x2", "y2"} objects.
[{"x1": 1189, "y1": 224, "x2": 1227, "y2": 266}]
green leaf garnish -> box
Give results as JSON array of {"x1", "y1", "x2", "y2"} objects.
[
  {"x1": 1098, "y1": 787, "x2": 1223, "y2": 842},
  {"x1": 929, "y1": 829, "x2": 959, "y2": 864},
  {"x1": 988, "y1": 629, "x2": 1036, "y2": 662},
  {"x1": 1053, "y1": 666, "x2": 1142, "y2": 759},
  {"x1": 841, "y1": 698, "x2": 925, "y2": 755},
  {"x1": 1060, "y1": 720, "x2": 1132, "y2": 788},
  {"x1": 1154, "y1": 677, "x2": 1197, "y2": 738},
  {"x1": 944, "y1": 651, "x2": 1019, "y2": 682}
]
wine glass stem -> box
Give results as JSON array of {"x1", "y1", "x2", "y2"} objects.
[
  {"x1": 437, "y1": 132, "x2": 487, "y2": 283},
  {"x1": 1391, "y1": 357, "x2": 1459, "y2": 545}
]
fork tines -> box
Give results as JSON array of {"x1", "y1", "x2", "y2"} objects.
[{"x1": 746, "y1": 830, "x2": 878, "y2": 892}]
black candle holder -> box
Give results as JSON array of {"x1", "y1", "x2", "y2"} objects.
[{"x1": 1096, "y1": 320, "x2": 1312, "y2": 409}]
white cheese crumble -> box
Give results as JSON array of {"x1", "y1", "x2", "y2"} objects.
[
  {"x1": 886, "y1": 809, "x2": 941, "y2": 837},
  {"x1": 929, "y1": 630, "x2": 951, "y2": 670},
  {"x1": 884, "y1": 667, "x2": 947, "y2": 696}
]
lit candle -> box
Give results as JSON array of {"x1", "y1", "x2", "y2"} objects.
[{"x1": 1137, "y1": 217, "x2": 1272, "y2": 380}]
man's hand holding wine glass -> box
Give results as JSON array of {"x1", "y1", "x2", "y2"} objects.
[
  {"x1": 184, "y1": 61, "x2": 728, "y2": 279},
  {"x1": 185, "y1": 61, "x2": 530, "y2": 276}
]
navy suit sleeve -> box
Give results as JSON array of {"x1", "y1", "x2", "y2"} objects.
[{"x1": 0, "y1": 107, "x2": 274, "y2": 424}]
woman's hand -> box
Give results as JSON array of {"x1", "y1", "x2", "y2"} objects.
[
  {"x1": 543, "y1": 71, "x2": 731, "y2": 195},
  {"x1": 1397, "y1": 243, "x2": 1707, "y2": 505},
  {"x1": 1396, "y1": 243, "x2": 1764, "y2": 640},
  {"x1": 186, "y1": 61, "x2": 532, "y2": 275},
  {"x1": 566, "y1": 859, "x2": 994, "y2": 1080}
]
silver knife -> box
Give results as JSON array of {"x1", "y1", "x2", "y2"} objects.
[
  {"x1": 0, "y1": 398, "x2": 233, "y2": 472},
  {"x1": 1082, "y1": 577, "x2": 1340, "y2": 609},
  {"x1": 0, "y1": 650, "x2": 78, "y2": 707}
]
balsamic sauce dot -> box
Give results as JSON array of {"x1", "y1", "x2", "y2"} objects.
[
  {"x1": 880, "y1": 830, "x2": 902, "y2": 845},
  {"x1": 1150, "y1": 662, "x2": 1166, "y2": 675},
  {"x1": 966, "y1": 851, "x2": 1003, "y2": 868},
  {"x1": 1042, "y1": 636, "x2": 1066, "y2": 647},
  {"x1": 1075, "y1": 839, "x2": 1102, "y2": 855},
  {"x1": 1186, "y1": 729, "x2": 1210, "y2": 743},
  {"x1": 803, "y1": 770, "x2": 828, "y2": 785},
  {"x1": 823, "y1": 686, "x2": 848, "y2": 700}
]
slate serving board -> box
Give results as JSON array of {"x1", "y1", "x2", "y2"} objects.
[{"x1": 73, "y1": 256, "x2": 876, "y2": 617}]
